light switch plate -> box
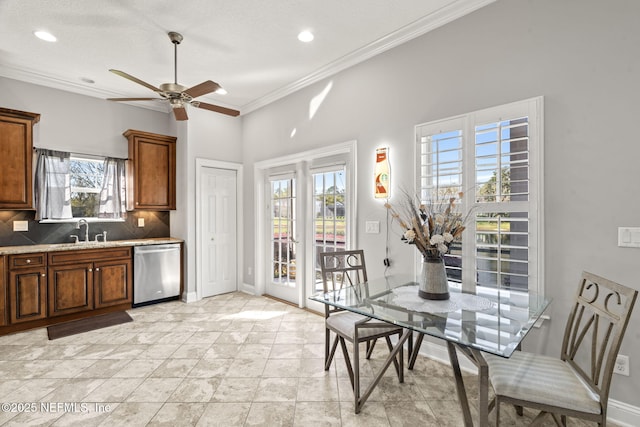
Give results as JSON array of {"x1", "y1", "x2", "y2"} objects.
[
  {"x1": 13, "y1": 220, "x2": 29, "y2": 232},
  {"x1": 138, "y1": 218, "x2": 145, "y2": 227},
  {"x1": 365, "y1": 221, "x2": 380, "y2": 234},
  {"x1": 618, "y1": 227, "x2": 640, "y2": 248}
]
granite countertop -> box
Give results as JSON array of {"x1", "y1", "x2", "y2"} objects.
[{"x1": 0, "y1": 237, "x2": 183, "y2": 255}]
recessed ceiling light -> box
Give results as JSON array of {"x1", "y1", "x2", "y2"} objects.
[
  {"x1": 298, "y1": 31, "x2": 314, "y2": 43},
  {"x1": 34, "y1": 31, "x2": 57, "y2": 42}
]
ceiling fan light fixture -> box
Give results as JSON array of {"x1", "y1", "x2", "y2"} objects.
[
  {"x1": 215, "y1": 87, "x2": 228, "y2": 95},
  {"x1": 34, "y1": 30, "x2": 57, "y2": 42},
  {"x1": 170, "y1": 99, "x2": 184, "y2": 108}
]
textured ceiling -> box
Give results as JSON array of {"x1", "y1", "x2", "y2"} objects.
[{"x1": 0, "y1": 0, "x2": 493, "y2": 115}]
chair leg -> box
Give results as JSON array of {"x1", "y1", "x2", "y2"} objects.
[
  {"x1": 354, "y1": 333, "x2": 361, "y2": 412},
  {"x1": 530, "y1": 411, "x2": 550, "y2": 427},
  {"x1": 365, "y1": 339, "x2": 377, "y2": 358},
  {"x1": 495, "y1": 399, "x2": 500, "y2": 427},
  {"x1": 384, "y1": 336, "x2": 402, "y2": 380},
  {"x1": 325, "y1": 333, "x2": 339, "y2": 371},
  {"x1": 551, "y1": 413, "x2": 566, "y2": 427},
  {"x1": 339, "y1": 337, "x2": 354, "y2": 388}
]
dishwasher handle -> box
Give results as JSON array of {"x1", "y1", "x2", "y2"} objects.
[{"x1": 134, "y1": 244, "x2": 181, "y2": 255}]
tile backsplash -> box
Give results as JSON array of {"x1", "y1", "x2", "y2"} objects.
[{"x1": 0, "y1": 210, "x2": 170, "y2": 247}]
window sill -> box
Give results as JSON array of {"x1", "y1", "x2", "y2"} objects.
[{"x1": 39, "y1": 218, "x2": 125, "y2": 224}]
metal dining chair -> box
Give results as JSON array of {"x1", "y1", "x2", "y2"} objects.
[
  {"x1": 319, "y1": 250, "x2": 404, "y2": 412},
  {"x1": 485, "y1": 271, "x2": 637, "y2": 426}
]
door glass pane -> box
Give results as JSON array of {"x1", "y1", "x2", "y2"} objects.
[
  {"x1": 313, "y1": 169, "x2": 346, "y2": 292},
  {"x1": 270, "y1": 177, "x2": 296, "y2": 287}
]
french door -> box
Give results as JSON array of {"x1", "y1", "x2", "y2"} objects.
[
  {"x1": 257, "y1": 141, "x2": 356, "y2": 308},
  {"x1": 265, "y1": 174, "x2": 299, "y2": 302}
]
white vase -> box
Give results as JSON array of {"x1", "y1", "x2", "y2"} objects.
[{"x1": 418, "y1": 257, "x2": 450, "y2": 300}]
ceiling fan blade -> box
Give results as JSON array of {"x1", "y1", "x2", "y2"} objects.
[
  {"x1": 109, "y1": 69, "x2": 161, "y2": 92},
  {"x1": 173, "y1": 106, "x2": 189, "y2": 121},
  {"x1": 193, "y1": 101, "x2": 240, "y2": 117},
  {"x1": 107, "y1": 97, "x2": 159, "y2": 101},
  {"x1": 183, "y1": 80, "x2": 220, "y2": 98}
]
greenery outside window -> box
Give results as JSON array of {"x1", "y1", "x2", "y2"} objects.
[{"x1": 70, "y1": 156, "x2": 104, "y2": 218}]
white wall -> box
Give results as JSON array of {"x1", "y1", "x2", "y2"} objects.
[
  {"x1": 0, "y1": 77, "x2": 171, "y2": 156},
  {"x1": 241, "y1": 0, "x2": 640, "y2": 407},
  {"x1": 171, "y1": 106, "x2": 243, "y2": 301}
]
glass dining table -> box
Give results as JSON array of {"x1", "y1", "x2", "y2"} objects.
[{"x1": 309, "y1": 274, "x2": 551, "y2": 427}]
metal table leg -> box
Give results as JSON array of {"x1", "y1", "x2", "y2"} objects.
[
  {"x1": 355, "y1": 328, "x2": 410, "y2": 413},
  {"x1": 446, "y1": 342, "x2": 490, "y2": 427}
]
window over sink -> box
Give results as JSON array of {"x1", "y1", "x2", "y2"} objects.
[
  {"x1": 70, "y1": 156, "x2": 104, "y2": 218},
  {"x1": 34, "y1": 149, "x2": 127, "y2": 222}
]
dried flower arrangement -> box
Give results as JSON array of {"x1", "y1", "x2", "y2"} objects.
[{"x1": 385, "y1": 191, "x2": 470, "y2": 260}]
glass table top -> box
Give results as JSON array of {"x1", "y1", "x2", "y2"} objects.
[{"x1": 310, "y1": 275, "x2": 551, "y2": 358}]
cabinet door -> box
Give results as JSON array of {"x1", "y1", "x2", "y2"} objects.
[
  {"x1": 94, "y1": 259, "x2": 132, "y2": 308},
  {"x1": 0, "y1": 109, "x2": 40, "y2": 209},
  {"x1": 125, "y1": 130, "x2": 176, "y2": 210},
  {"x1": 48, "y1": 263, "x2": 94, "y2": 317},
  {"x1": 0, "y1": 256, "x2": 6, "y2": 326},
  {"x1": 9, "y1": 268, "x2": 47, "y2": 323}
]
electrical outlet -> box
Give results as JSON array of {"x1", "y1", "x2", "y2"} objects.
[
  {"x1": 615, "y1": 354, "x2": 630, "y2": 376},
  {"x1": 138, "y1": 218, "x2": 145, "y2": 227}
]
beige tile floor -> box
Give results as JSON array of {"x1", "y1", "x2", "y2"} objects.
[{"x1": 0, "y1": 292, "x2": 614, "y2": 426}]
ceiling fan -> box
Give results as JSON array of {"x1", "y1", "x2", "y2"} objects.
[{"x1": 107, "y1": 31, "x2": 239, "y2": 120}]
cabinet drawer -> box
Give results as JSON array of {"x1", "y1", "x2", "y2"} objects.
[
  {"x1": 49, "y1": 247, "x2": 132, "y2": 265},
  {"x1": 8, "y1": 253, "x2": 46, "y2": 269}
]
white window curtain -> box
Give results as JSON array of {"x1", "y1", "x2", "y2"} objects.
[
  {"x1": 98, "y1": 157, "x2": 127, "y2": 219},
  {"x1": 34, "y1": 149, "x2": 73, "y2": 220}
]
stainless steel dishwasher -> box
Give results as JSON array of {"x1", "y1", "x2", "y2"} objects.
[{"x1": 133, "y1": 243, "x2": 181, "y2": 307}]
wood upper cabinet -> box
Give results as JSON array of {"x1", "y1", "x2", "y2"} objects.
[
  {"x1": 8, "y1": 253, "x2": 47, "y2": 324},
  {"x1": 0, "y1": 108, "x2": 40, "y2": 209},
  {"x1": 124, "y1": 129, "x2": 177, "y2": 210},
  {"x1": 0, "y1": 256, "x2": 6, "y2": 326}
]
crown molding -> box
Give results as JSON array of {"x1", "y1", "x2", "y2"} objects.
[
  {"x1": 0, "y1": 63, "x2": 171, "y2": 113},
  {"x1": 0, "y1": 0, "x2": 494, "y2": 117},
  {"x1": 241, "y1": 0, "x2": 495, "y2": 114}
]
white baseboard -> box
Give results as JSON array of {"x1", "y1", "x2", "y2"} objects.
[
  {"x1": 607, "y1": 399, "x2": 640, "y2": 427},
  {"x1": 182, "y1": 291, "x2": 198, "y2": 303},
  {"x1": 415, "y1": 341, "x2": 640, "y2": 426},
  {"x1": 240, "y1": 282, "x2": 256, "y2": 295}
]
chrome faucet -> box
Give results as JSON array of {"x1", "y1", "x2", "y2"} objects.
[{"x1": 77, "y1": 219, "x2": 89, "y2": 242}]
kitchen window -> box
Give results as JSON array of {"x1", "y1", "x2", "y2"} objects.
[
  {"x1": 70, "y1": 156, "x2": 104, "y2": 218},
  {"x1": 34, "y1": 149, "x2": 127, "y2": 221}
]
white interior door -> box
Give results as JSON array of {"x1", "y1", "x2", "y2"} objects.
[{"x1": 201, "y1": 167, "x2": 237, "y2": 297}]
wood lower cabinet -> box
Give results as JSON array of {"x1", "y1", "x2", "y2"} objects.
[
  {"x1": 1, "y1": 246, "x2": 135, "y2": 335},
  {"x1": 48, "y1": 262, "x2": 93, "y2": 317},
  {"x1": 8, "y1": 253, "x2": 47, "y2": 324},
  {"x1": 94, "y1": 259, "x2": 132, "y2": 308},
  {"x1": 49, "y1": 247, "x2": 132, "y2": 313}
]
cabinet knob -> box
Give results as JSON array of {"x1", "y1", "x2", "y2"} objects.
[
  {"x1": 41, "y1": 273, "x2": 45, "y2": 277},
  {"x1": 95, "y1": 268, "x2": 100, "y2": 272},
  {"x1": 88, "y1": 268, "x2": 93, "y2": 272},
  {"x1": 26, "y1": 259, "x2": 31, "y2": 264}
]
